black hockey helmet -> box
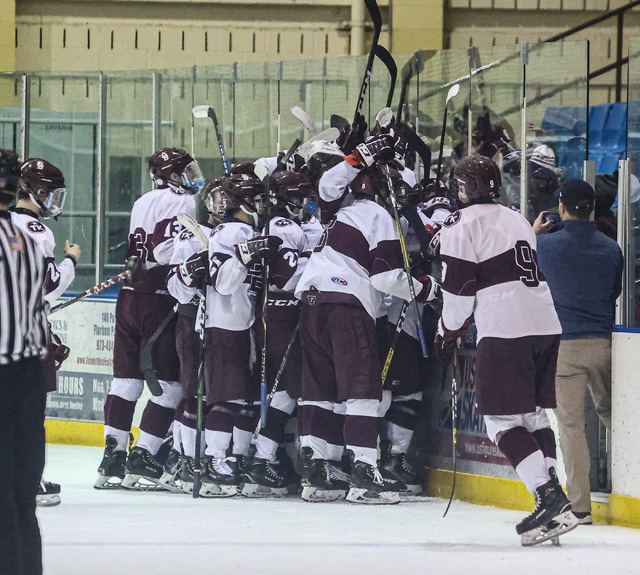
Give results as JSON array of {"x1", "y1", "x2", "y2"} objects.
[
  {"x1": 148, "y1": 147, "x2": 204, "y2": 194},
  {"x1": 218, "y1": 172, "x2": 266, "y2": 227},
  {"x1": 0, "y1": 148, "x2": 21, "y2": 205},
  {"x1": 451, "y1": 154, "x2": 501, "y2": 204},
  {"x1": 19, "y1": 158, "x2": 67, "y2": 219},
  {"x1": 269, "y1": 171, "x2": 314, "y2": 219}
]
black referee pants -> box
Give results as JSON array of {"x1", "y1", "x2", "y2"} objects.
[{"x1": 0, "y1": 357, "x2": 46, "y2": 575}]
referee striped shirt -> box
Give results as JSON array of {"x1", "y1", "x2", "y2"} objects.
[{"x1": 0, "y1": 210, "x2": 48, "y2": 365}]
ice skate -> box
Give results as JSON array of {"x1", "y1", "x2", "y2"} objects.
[
  {"x1": 240, "y1": 458, "x2": 289, "y2": 498},
  {"x1": 179, "y1": 456, "x2": 197, "y2": 494},
  {"x1": 122, "y1": 446, "x2": 178, "y2": 491},
  {"x1": 158, "y1": 448, "x2": 185, "y2": 493},
  {"x1": 381, "y1": 451, "x2": 423, "y2": 496},
  {"x1": 199, "y1": 456, "x2": 238, "y2": 498},
  {"x1": 300, "y1": 448, "x2": 346, "y2": 502},
  {"x1": 517, "y1": 480, "x2": 579, "y2": 546},
  {"x1": 36, "y1": 479, "x2": 61, "y2": 507},
  {"x1": 346, "y1": 461, "x2": 403, "y2": 505},
  {"x1": 94, "y1": 435, "x2": 126, "y2": 489}
]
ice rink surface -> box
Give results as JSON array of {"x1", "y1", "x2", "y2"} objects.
[{"x1": 40, "y1": 444, "x2": 640, "y2": 575}]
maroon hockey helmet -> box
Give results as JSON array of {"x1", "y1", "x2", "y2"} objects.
[
  {"x1": 0, "y1": 148, "x2": 21, "y2": 204},
  {"x1": 451, "y1": 154, "x2": 501, "y2": 204},
  {"x1": 19, "y1": 158, "x2": 67, "y2": 219},
  {"x1": 269, "y1": 171, "x2": 313, "y2": 219},
  {"x1": 218, "y1": 172, "x2": 266, "y2": 227},
  {"x1": 148, "y1": 147, "x2": 205, "y2": 194}
]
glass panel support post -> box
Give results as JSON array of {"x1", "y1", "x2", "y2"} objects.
[
  {"x1": 20, "y1": 74, "x2": 30, "y2": 160},
  {"x1": 519, "y1": 43, "x2": 529, "y2": 218},
  {"x1": 152, "y1": 72, "x2": 162, "y2": 152},
  {"x1": 616, "y1": 159, "x2": 633, "y2": 326},
  {"x1": 96, "y1": 72, "x2": 108, "y2": 286}
]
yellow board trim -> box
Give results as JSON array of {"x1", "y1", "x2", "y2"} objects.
[
  {"x1": 45, "y1": 418, "x2": 139, "y2": 448},
  {"x1": 425, "y1": 467, "x2": 640, "y2": 530},
  {"x1": 45, "y1": 419, "x2": 640, "y2": 530}
]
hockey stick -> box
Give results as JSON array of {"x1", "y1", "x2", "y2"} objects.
[
  {"x1": 435, "y1": 84, "x2": 460, "y2": 186},
  {"x1": 296, "y1": 128, "x2": 341, "y2": 160},
  {"x1": 193, "y1": 105, "x2": 230, "y2": 174},
  {"x1": 176, "y1": 213, "x2": 209, "y2": 499},
  {"x1": 443, "y1": 348, "x2": 459, "y2": 518},
  {"x1": 48, "y1": 258, "x2": 137, "y2": 315},
  {"x1": 374, "y1": 45, "x2": 397, "y2": 109},
  {"x1": 259, "y1": 138, "x2": 303, "y2": 430},
  {"x1": 330, "y1": 114, "x2": 349, "y2": 132},
  {"x1": 381, "y1": 164, "x2": 429, "y2": 359},
  {"x1": 352, "y1": 0, "x2": 382, "y2": 124},
  {"x1": 291, "y1": 106, "x2": 319, "y2": 137},
  {"x1": 252, "y1": 322, "x2": 299, "y2": 440},
  {"x1": 399, "y1": 122, "x2": 432, "y2": 176},
  {"x1": 139, "y1": 305, "x2": 177, "y2": 397}
]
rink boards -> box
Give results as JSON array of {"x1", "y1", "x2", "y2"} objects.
[{"x1": 44, "y1": 295, "x2": 640, "y2": 530}]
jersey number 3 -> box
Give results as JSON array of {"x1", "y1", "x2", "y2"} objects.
[{"x1": 514, "y1": 240, "x2": 539, "y2": 288}]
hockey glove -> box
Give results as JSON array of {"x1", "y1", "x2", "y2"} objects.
[
  {"x1": 177, "y1": 250, "x2": 208, "y2": 287},
  {"x1": 355, "y1": 134, "x2": 395, "y2": 167},
  {"x1": 236, "y1": 236, "x2": 283, "y2": 266},
  {"x1": 416, "y1": 275, "x2": 439, "y2": 303},
  {"x1": 337, "y1": 113, "x2": 368, "y2": 155}
]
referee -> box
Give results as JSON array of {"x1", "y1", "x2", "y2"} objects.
[{"x1": 0, "y1": 148, "x2": 49, "y2": 575}]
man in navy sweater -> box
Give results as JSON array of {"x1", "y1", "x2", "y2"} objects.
[{"x1": 534, "y1": 179, "x2": 623, "y2": 525}]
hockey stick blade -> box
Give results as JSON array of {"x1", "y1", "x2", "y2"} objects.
[
  {"x1": 296, "y1": 128, "x2": 340, "y2": 160},
  {"x1": 140, "y1": 305, "x2": 178, "y2": 397},
  {"x1": 330, "y1": 114, "x2": 349, "y2": 131},
  {"x1": 291, "y1": 106, "x2": 319, "y2": 137},
  {"x1": 399, "y1": 123, "x2": 432, "y2": 171},
  {"x1": 375, "y1": 45, "x2": 397, "y2": 108},
  {"x1": 365, "y1": 0, "x2": 382, "y2": 36},
  {"x1": 446, "y1": 84, "x2": 460, "y2": 105},
  {"x1": 192, "y1": 105, "x2": 211, "y2": 119},
  {"x1": 177, "y1": 213, "x2": 209, "y2": 250}
]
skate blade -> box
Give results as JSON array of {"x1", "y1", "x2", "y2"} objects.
[
  {"x1": 241, "y1": 482, "x2": 289, "y2": 498},
  {"x1": 301, "y1": 486, "x2": 346, "y2": 502},
  {"x1": 521, "y1": 511, "x2": 580, "y2": 546},
  {"x1": 94, "y1": 475, "x2": 123, "y2": 490},
  {"x1": 199, "y1": 483, "x2": 238, "y2": 498},
  {"x1": 121, "y1": 474, "x2": 169, "y2": 492},
  {"x1": 36, "y1": 494, "x2": 61, "y2": 507},
  {"x1": 346, "y1": 488, "x2": 401, "y2": 505},
  {"x1": 181, "y1": 481, "x2": 194, "y2": 494},
  {"x1": 399, "y1": 484, "x2": 423, "y2": 496},
  {"x1": 399, "y1": 494, "x2": 436, "y2": 503}
]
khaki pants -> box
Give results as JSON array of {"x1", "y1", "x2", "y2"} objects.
[{"x1": 554, "y1": 337, "x2": 612, "y2": 514}]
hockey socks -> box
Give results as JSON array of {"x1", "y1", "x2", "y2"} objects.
[{"x1": 497, "y1": 426, "x2": 550, "y2": 493}]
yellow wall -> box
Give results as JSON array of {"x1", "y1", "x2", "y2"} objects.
[
  {"x1": 0, "y1": 0, "x2": 16, "y2": 71},
  {"x1": 391, "y1": 0, "x2": 443, "y2": 52}
]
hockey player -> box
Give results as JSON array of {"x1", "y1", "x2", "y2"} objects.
[
  {"x1": 436, "y1": 154, "x2": 578, "y2": 544},
  {"x1": 242, "y1": 170, "x2": 314, "y2": 497},
  {"x1": 10, "y1": 158, "x2": 81, "y2": 506},
  {"x1": 164, "y1": 183, "x2": 224, "y2": 492},
  {"x1": 295, "y1": 134, "x2": 437, "y2": 504},
  {"x1": 96, "y1": 147, "x2": 203, "y2": 490},
  {"x1": 172, "y1": 170, "x2": 269, "y2": 497}
]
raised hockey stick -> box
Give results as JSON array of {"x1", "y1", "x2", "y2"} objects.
[
  {"x1": 399, "y1": 122, "x2": 432, "y2": 175},
  {"x1": 259, "y1": 138, "x2": 303, "y2": 429},
  {"x1": 443, "y1": 348, "x2": 459, "y2": 518},
  {"x1": 176, "y1": 212, "x2": 209, "y2": 499},
  {"x1": 435, "y1": 84, "x2": 460, "y2": 186},
  {"x1": 296, "y1": 128, "x2": 341, "y2": 160},
  {"x1": 252, "y1": 322, "x2": 299, "y2": 440},
  {"x1": 352, "y1": 0, "x2": 382, "y2": 125},
  {"x1": 375, "y1": 45, "x2": 397, "y2": 109},
  {"x1": 291, "y1": 106, "x2": 319, "y2": 137},
  {"x1": 192, "y1": 105, "x2": 230, "y2": 174},
  {"x1": 48, "y1": 263, "x2": 135, "y2": 315},
  {"x1": 381, "y1": 164, "x2": 429, "y2": 359},
  {"x1": 330, "y1": 114, "x2": 349, "y2": 132}
]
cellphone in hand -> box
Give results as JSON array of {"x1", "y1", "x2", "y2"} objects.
[{"x1": 544, "y1": 213, "x2": 560, "y2": 224}]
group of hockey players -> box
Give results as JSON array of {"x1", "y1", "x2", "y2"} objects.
[{"x1": 15, "y1": 95, "x2": 578, "y2": 545}]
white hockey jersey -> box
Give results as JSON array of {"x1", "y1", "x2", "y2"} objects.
[
  {"x1": 205, "y1": 221, "x2": 261, "y2": 331},
  {"x1": 167, "y1": 222, "x2": 215, "y2": 316},
  {"x1": 317, "y1": 160, "x2": 360, "y2": 223},
  {"x1": 125, "y1": 187, "x2": 196, "y2": 294},
  {"x1": 301, "y1": 215, "x2": 324, "y2": 252},
  {"x1": 295, "y1": 198, "x2": 425, "y2": 320},
  {"x1": 10, "y1": 208, "x2": 75, "y2": 305},
  {"x1": 439, "y1": 203, "x2": 561, "y2": 342},
  {"x1": 266, "y1": 215, "x2": 311, "y2": 294}
]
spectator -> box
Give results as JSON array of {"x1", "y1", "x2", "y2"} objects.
[
  {"x1": 533, "y1": 179, "x2": 623, "y2": 525},
  {"x1": 0, "y1": 148, "x2": 49, "y2": 575}
]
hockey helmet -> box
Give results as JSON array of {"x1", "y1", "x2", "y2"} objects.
[
  {"x1": 148, "y1": 147, "x2": 205, "y2": 194},
  {"x1": 202, "y1": 179, "x2": 226, "y2": 222},
  {"x1": 451, "y1": 154, "x2": 501, "y2": 204},
  {"x1": 19, "y1": 158, "x2": 67, "y2": 219},
  {"x1": 218, "y1": 172, "x2": 266, "y2": 227},
  {"x1": 269, "y1": 170, "x2": 313, "y2": 219},
  {"x1": 0, "y1": 148, "x2": 21, "y2": 204},
  {"x1": 303, "y1": 141, "x2": 344, "y2": 182}
]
